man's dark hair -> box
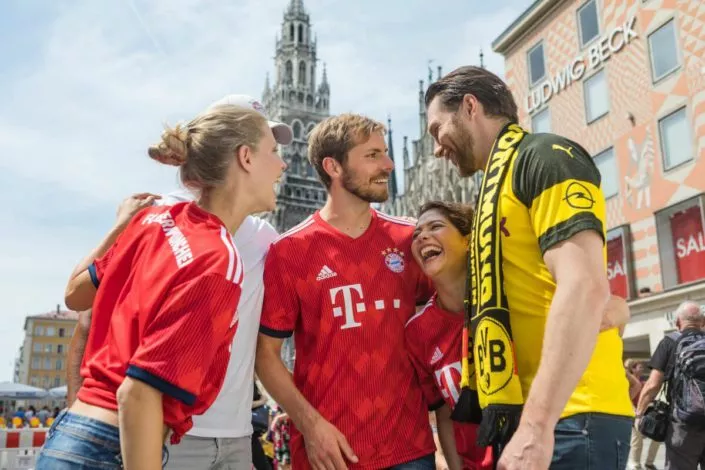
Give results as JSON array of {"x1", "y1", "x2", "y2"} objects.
[{"x1": 425, "y1": 66, "x2": 519, "y2": 122}]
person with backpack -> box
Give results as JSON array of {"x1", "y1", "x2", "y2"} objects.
[{"x1": 636, "y1": 301, "x2": 705, "y2": 469}]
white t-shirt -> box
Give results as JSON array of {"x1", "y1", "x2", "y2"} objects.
[{"x1": 158, "y1": 190, "x2": 278, "y2": 438}]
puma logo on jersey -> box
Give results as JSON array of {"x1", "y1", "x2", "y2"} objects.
[
  {"x1": 552, "y1": 144, "x2": 575, "y2": 158},
  {"x1": 316, "y1": 265, "x2": 337, "y2": 281},
  {"x1": 430, "y1": 347, "x2": 443, "y2": 365}
]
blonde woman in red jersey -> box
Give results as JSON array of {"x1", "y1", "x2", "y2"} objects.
[
  {"x1": 36, "y1": 105, "x2": 286, "y2": 470},
  {"x1": 406, "y1": 201, "x2": 630, "y2": 470}
]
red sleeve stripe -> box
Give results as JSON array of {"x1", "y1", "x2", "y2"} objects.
[
  {"x1": 274, "y1": 216, "x2": 314, "y2": 243},
  {"x1": 219, "y1": 226, "x2": 237, "y2": 282},
  {"x1": 376, "y1": 211, "x2": 416, "y2": 227}
]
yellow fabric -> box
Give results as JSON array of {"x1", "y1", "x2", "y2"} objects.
[
  {"x1": 470, "y1": 124, "x2": 525, "y2": 413},
  {"x1": 500, "y1": 150, "x2": 634, "y2": 419}
]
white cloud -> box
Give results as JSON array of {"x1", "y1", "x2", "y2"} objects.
[{"x1": 0, "y1": 0, "x2": 532, "y2": 380}]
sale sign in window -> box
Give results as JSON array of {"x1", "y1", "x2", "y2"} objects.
[{"x1": 671, "y1": 205, "x2": 705, "y2": 284}]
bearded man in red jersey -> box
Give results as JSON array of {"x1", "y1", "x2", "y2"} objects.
[{"x1": 256, "y1": 114, "x2": 437, "y2": 470}]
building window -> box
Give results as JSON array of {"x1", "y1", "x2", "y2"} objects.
[
  {"x1": 43, "y1": 376, "x2": 50, "y2": 387},
  {"x1": 578, "y1": 0, "x2": 600, "y2": 47},
  {"x1": 59, "y1": 328, "x2": 65, "y2": 338},
  {"x1": 527, "y1": 42, "x2": 546, "y2": 86},
  {"x1": 648, "y1": 19, "x2": 680, "y2": 82},
  {"x1": 606, "y1": 225, "x2": 635, "y2": 299},
  {"x1": 659, "y1": 107, "x2": 692, "y2": 171},
  {"x1": 46, "y1": 327, "x2": 55, "y2": 336},
  {"x1": 31, "y1": 357, "x2": 40, "y2": 370},
  {"x1": 54, "y1": 377, "x2": 61, "y2": 388},
  {"x1": 30, "y1": 377, "x2": 38, "y2": 386},
  {"x1": 57, "y1": 344, "x2": 64, "y2": 354},
  {"x1": 531, "y1": 107, "x2": 551, "y2": 133},
  {"x1": 292, "y1": 121, "x2": 302, "y2": 139},
  {"x1": 44, "y1": 344, "x2": 52, "y2": 353},
  {"x1": 584, "y1": 69, "x2": 609, "y2": 123},
  {"x1": 594, "y1": 147, "x2": 619, "y2": 199},
  {"x1": 33, "y1": 343, "x2": 42, "y2": 353},
  {"x1": 656, "y1": 195, "x2": 705, "y2": 289},
  {"x1": 34, "y1": 326, "x2": 44, "y2": 336},
  {"x1": 44, "y1": 358, "x2": 51, "y2": 370},
  {"x1": 56, "y1": 359, "x2": 63, "y2": 370}
]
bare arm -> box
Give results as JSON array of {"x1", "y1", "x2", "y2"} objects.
[
  {"x1": 66, "y1": 310, "x2": 92, "y2": 405},
  {"x1": 435, "y1": 405, "x2": 462, "y2": 470},
  {"x1": 255, "y1": 334, "x2": 357, "y2": 470},
  {"x1": 64, "y1": 229, "x2": 121, "y2": 311},
  {"x1": 521, "y1": 230, "x2": 611, "y2": 430},
  {"x1": 636, "y1": 369, "x2": 665, "y2": 417},
  {"x1": 116, "y1": 377, "x2": 164, "y2": 470},
  {"x1": 626, "y1": 372, "x2": 642, "y2": 402}
]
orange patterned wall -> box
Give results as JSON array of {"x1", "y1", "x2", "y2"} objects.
[{"x1": 502, "y1": 0, "x2": 705, "y2": 292}]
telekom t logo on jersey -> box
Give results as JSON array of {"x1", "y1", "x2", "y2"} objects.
[
  {"x1": 434, "y1": 361, "x2": 462, "y2": 405},
  {"x1": 329, "y1": 284, "x2": 401, "y2": 330}
]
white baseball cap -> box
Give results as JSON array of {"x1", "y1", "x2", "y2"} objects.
[{"x1": 209, "y1": 94, "x2": 293, "y2": 146}]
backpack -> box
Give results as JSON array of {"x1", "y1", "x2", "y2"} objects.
[{"x1": 670, "y1": 331, "x2": 705, "y2": 428}]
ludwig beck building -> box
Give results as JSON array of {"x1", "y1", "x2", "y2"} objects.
[{"x1": 493, "y1": 0, "x2": 705, "y2": 358}]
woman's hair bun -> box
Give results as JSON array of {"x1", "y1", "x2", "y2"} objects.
[{"x1": 148, "y1": 124, "x2": 189, "y2": 167}]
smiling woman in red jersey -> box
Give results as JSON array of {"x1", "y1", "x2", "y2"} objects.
[
  {"x1": 406, "y1": 201, "x2": 631, "y2": 470},
  {"x1": 36, "y1": 105, "x2": 286, "y2": 470}
]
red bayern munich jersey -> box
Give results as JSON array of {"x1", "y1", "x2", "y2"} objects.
[
  {"x1": 77, "y1": 202, "x2": 243, "y2": 443},
  {"x1": 260, "y1": 209, "x2": 436, "y2": 469},
  {"x1": 405, "y1": 295, "x2": 493, "y2": 470}
]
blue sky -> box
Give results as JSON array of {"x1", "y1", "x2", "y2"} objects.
[{"x1": 0, "y1": 0, "x2": 532, "y2": 381}]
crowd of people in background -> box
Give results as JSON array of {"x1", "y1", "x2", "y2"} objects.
[{"x1": 0, "y1": 405, "x2": 62, "y2": 429}]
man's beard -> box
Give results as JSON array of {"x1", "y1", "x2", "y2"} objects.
[
  {"x1": 452, "y1": 119, "x2": 478, "y2": 177},
  {"x1": 341, "y1": 166, "x2": 389, "y2": 203}
]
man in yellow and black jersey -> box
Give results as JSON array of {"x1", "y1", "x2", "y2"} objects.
[{"x1": 425, "y1": 66, "x2": 633, "y2": 470}]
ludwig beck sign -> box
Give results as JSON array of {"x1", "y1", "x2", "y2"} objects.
[{"x1": 526, "y1": 15, "x2": 638, "y2": 114}]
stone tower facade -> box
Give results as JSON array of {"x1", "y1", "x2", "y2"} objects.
[{"x1": 263, "y1": 0, "x2": 330, "y2": 233}]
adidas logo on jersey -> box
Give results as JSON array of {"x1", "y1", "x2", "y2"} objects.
[
  {"x1": 430, "y1": 347, "x2": 443, "y2": 365},
  {"x1": 316, "y1": 265, "x2": 337, "y2": 281}
]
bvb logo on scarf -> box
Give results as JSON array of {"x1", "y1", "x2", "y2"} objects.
[{"x1": 456, "y1": 122, "x2": 527, "y2": 449}]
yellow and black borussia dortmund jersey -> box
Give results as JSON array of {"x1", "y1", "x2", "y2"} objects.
[{"x1": 500, "y1": 132, "x2": 633, "y2": 419}]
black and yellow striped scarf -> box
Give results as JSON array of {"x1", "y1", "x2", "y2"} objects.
[{"x1": 452, "y1": 123, "x2": 527, "y2": 450}]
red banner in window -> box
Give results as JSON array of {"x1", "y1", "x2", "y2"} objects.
[
  {"x1": 671, "y1": 205, "x2": 705, "y2": 284},
  {"x1": 607, "y1": 235, "x2": 628, "y2": 298}
]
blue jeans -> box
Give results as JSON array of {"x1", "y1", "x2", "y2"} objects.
[
  {"x1": 36, "y1": 409, "x2": 169, "y2": 469},
  {"x1": 551, "y1": 412, "x2": 633, "y2": 469},
  {"x1": 389, "y1": 453, "x2": 435, "y2": 470}
]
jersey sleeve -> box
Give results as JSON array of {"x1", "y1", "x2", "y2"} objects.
[
  {"x1": 87, "y1": 235, "x2": 123, "y2": 288},
  {"x1": 126, "y1": 272, "x2": 241, "y2": 405},
  {"x1": 512, "y1": 135, "x2": 606, "y2": 256},
  {"x1": 260, "y1": 241, "x2": 300, "y2": 338},
  {"x1": 405, "y1": 325, "x2": 445, "y2": 411}
]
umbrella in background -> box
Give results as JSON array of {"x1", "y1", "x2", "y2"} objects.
[
  {"x1": 48, "y1": 385, "x2": 67, "y2": 399},
  {"x1": 0, "y1": 382, "x2": 49, "y2": 400}
]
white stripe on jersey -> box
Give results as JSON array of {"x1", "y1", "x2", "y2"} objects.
[
  {"x1": 376, "y1": 210, "x2": 415, "y2": 227},
  {"x1": 405, "y1": 298, "x2": 434, "y2": 328},
  {"x1": 274, "y1": 216, "x2": 314, "y2": 243},
  {"x1": 232, "y1": 243, "x2": 244, "y2": 284},
  {"x1": 220, "y1": 226, "x2": 236, "y2": 282}
]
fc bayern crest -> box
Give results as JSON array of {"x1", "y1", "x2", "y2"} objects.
[{"x1": 382, "y1": 248, "x2": 405, "y2": 273}]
